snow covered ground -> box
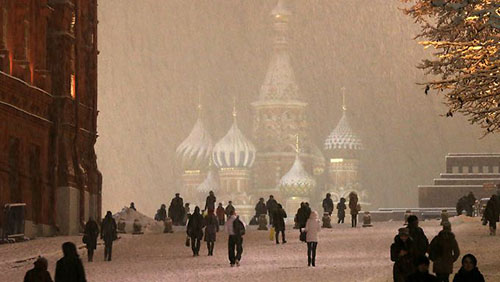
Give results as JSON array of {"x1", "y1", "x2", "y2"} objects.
[{"x1": 1, "y1": 217, "x2": 499, "y2": 282}]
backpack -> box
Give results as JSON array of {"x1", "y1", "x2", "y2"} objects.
[{"x1": 233, "y1": 216, "x2": 246, "y2": 237}]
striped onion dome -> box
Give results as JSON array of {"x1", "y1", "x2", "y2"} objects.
[
  {"x1": 278, "y1": 154, "x2": 316, "y2": 197},
  {"x1": 324, "y1": 110, "x2": 363, "y2": 151},
  {"x1": 213, "y1": 115, "x2": 256, "y2": 169},
  {"x1": 197, "y1": 169, "x2": 219, "y2": 193},
  {"x1": 176, "y1": 117, "x2": 213, "y2": 171}
]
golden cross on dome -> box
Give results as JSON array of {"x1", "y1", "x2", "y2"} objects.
[
  {"x1": 232, "y1": 96, "x2": 237, "y2": 119},
  {"x1": 197, "y1": 86, "x2": 202, "y2": 117},
  {"x1": 295, "y1": 134, "x2": 300, "y2": 154},
  {"x1": 341, "y1": 86, "x2": 347, "y2": 111}
]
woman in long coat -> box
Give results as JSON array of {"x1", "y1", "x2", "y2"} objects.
[
  {"x1": 348, "y1": 192, "x2": 360, "y2": 227},
  {"x1": 428, "y1": 222, "x2": 460, "y2": 282},
  {"x1": 187, "y1": 206, "x2": 204, "y2": 256},
  {"x1": 204, "y1": 209, "x2": 219, "y2": 256},
  {"x1": 304, "y1": 211, "x2": 321, "y2": 267},
  {"x1": 273, "y1": 204, "x2": 287, "y2": 244},
  {"x1": 83, "y1": 217, "x2": 99, "y2": 262}
]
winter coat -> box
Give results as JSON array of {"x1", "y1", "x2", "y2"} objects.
[
  {"x1": 391, "y1": 235, "x2": 417, "y2": 282},
  {"x1": 483, "y1": 197, "x2": 499, "y2": 224},
  {"x1": 204, "y1": 214, "x2": 219, "y2": 242},
  {"x1": 54, "y1": 257, "x2": 86, "y2": 282},
  {"x1": 83, "y1": 219, "x2": 99, "y2": 250},
  {"x1": 296, "y1": 206, "x2": 311, "y2": 228},
  {"x1": 216, "y1": 206, "x2": 225, "y2": 221},
  {"x1": 205, "y1": 195, "x2": 216, "y2": 211},
  {"x1": 24, "y1": 262, "x2": 53, "y2": 282},
  {"x1": 322, "y1": 198, "x2": 334, "y2": 214},
  {"x1": 266, "y1": 199, "x2": 278, "y2": 214},
  {"x1": 255, "y1": 202, "x2": 267, "y2": 216},
  {"x1": 408, "y1": 226, "x2": 429, "y2": 257},
  {"x1": 101, "y1": 216, "x2": 117, "y2": 244},
  {"x1": 304, "y1": 213, "x2": 321, "y2": 242},
  {"x1": 273, "y1": 208, "x2": 287, "y2": 232},
  {"x1": 156, "y1": 208, "x2": 167, "y2": 221},
  {"x1": 452, "y1": 267, "x2": 485, "y2": 282},
  {"x1": 349, "y1": 193, "x2": 359, "y2": 215},
  {"x1": 337, "y1": 202, "x2": 346, "y2": 218},
  {"x1": 187, "y1": 212, "x2": 204, "y2": 240},
  {"x1": 169, "y1": 196, "x2": 184, "y2": 222},
  {"x1": 225, "y1": 204, "x2": 235, "y2": 217},
  {"x1": 428, "y1": 230, "x2": 460, "y2": 275},
  {"x1": 405, "y1": 271, "x2": 438, "y2": 282}
]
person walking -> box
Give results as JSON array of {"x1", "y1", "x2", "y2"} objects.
[
  {"x1": 101, "y1": 211, "x2": 117, "y2": 262},
  {"x1": 483, "y1": 194, "x2": 499, "y2": 236},
  {"x1": 204, "y1": 191, "x2": 217, "y2": 212},
  {"x1": 406, "y1": 256, "x2": 438, "y2": 282},
  {"x1": 349, "y1": 192, "x2": 360, "y2": 228},
  {"x1": 452, "y1": 254, "x2": 485, "y2": 282},
  {"x1": 55, "y1": 242, "x2": 86, "y2": 282},
  {"x1": 216, "y1": 203, "x2": 226, "y2": 226},
  {"x1": 337, "y1": 198, "x2": 347, "y2": 224},
  {"x1": 322, "y1": 193, "x2": 334, "y2": 216},
  {"x1": 24, "y1": 256, "x2": 53, "y2": 282},
  {"x1": 225, "y1": 201, "x2": 235, "y2": 218},
  {"x1": 204, "y1": 209, "x2": 219, "y2": 256},
  {"x1": 273, "y1": 204, "x2": 287, "y2": 244},
  {"x1": 266, "y1": 195, "x2": 278, "y2": 225},
  {"x1": 304, "y1": 211, "x2": 321, "y2": 267},
  {"x1": 187, "y1": 206, "x2": 204, "y2": 256},
  {"x1": 407, "y1": 215, "x2": 429, "y2": 258},
  {"x1": 296, "y1": 202, "x2": 312, "y2": 229},
  {"x1": 225, "y1": 209, "x2": 246, "y2": 267},
  {"x1": 390, "y1": 228, "x2": 416, "y2": 282},
  {"x1": 83, "y1": 217, "x2": 99, "y2": 262},
  {"x1": 429, "y1": 222, "x2": 460, "y2": 282}
]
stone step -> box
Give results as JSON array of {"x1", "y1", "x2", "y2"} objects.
[{"x1": 439, "y1": 173, "x2": 500, "y2": 179}]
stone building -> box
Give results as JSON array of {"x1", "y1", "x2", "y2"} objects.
[{"x1": 0, "y1": 0, "x2": 100, "y2": 236}]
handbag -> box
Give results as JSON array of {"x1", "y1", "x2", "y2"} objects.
[
  {"x1": 185, "y1": 236, "x2": 190, "y2": 247},
  {"x1": 82, "y1": 234, "x2": 88, "y2": 244},
  {"x1": 299, "y1": 230, "x2": 307, "y2": 242}
]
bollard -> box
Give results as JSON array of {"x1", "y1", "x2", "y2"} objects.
[
  {"x1": 117, "y1": 219, "x2": 126, "y2": 233},
  {"x1": 132, "y1": 219, "x2": 143, "y2": 235},
  {"x1": 258, "y1": 214, "x2": 268, "y2": 230},
  {"x1": 322, "y1": 213, "x2": 332, "y2": 228},
  {"x1": 164, "y1": 217, "x2": 174, "y2": 233},
  {"x1": 362, "y1": 211, "x2": 372, "y2": 227}
]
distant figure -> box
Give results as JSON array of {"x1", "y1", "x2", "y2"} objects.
[
  {"x1": 296, "y1": 202, "x2": 312, "y2": 229},
  {"x1": 205, "y1": 191, "x2": 217, "y2": 212},
  {"x1": 187, "y1": 206, "x2": 204, "y2": 256},
  {"x1": 266, "y1": 195, "x2": 278, "y2": 225},
  {"x1": 407, "y1": 215, "x2": 429, "y2": 258},
  {"x1": 390, "y1": 228, "x2": 416, "y2": 282},
  {"x1": 24, "y1": 256, "x2": 53, "y2": 282},
  {"x1": 322, "y1": 193, "x2": 334, "y2": 216},
  {"x1": 225, "y1": 209, "x2": 246, "y2": 267},
  {"x1": 349, "y1": 192, "x2": 360, "y2": 228},
  {"x1": 429, "y1": 222, "x2": 460, "y2": 282},
  {"x1": 129, "y1": 202, "x2": 136, "y2": 211},
  {"x1": 169, "y1": 193, "x2": 185, "y2": 225},
  {"x1": 452, "y1": 254, "x2": 485, "y2": 282},
  {"x1": 55, "y1": 242, "x2": 86, "y2": 282},
  {"x1": 483, "y1": 194, "x2": 499, "y2": 236},
  {"x1": 155, "y1": 204, "x2": 167, "y2": 221},
  {"x1": 406, "y1": 256, "x2": 438, "y2": 282},
  {"x1": 441, "y1": 209, "x2": 450, "y2": 226},
  {"x1": 466, "y1": 192, "x2": 476, "y2": 217},
  {"x1": 83, "y1": 217, "x2": 99, "y2": 262},
  {"x1": 304, "y1": 211, "x2": 321, "y2": 267},
  {"x1": 101, "y1": 211, "x2": 117, "y2": 261},
  {"x1": 225, "y1": 201, "x2": 235, "y2": 218},
  {"x1": 204, "y1": 209, "x2": 219, "y2": 256},
  {"x1": 456, "y1": 196, "x2": 468, "y2": 215},
  {"x1": 255, "y1": 198, "x2": 267, "y2": 218},
  {"x1": 273, "y1": 204, "x2": 287, "y2": 244},
  {"x1": 216, "y1": 203, "x2": 225, "y2": 225},
  {"x1": 337, "y1": 198, "x2": 347, "y2": 224}
]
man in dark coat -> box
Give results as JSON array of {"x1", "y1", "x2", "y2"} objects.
[
  {"x1": 391, "y1": 228, "x2": 416, "y2": 282},
  {"x1": 266, "y1": 195, "x2": 278, "y2": 225},
  {"x1": 337, "y1": 198, "x2": 347, "y2": 224},
  {"x1": 187, "y1": 206, "x2": 204, "y2": 256},
  {"x1": 225, "y1": 201, "x2": 235, "y2": 218},
  {"x1": 255, "y1": 198, "x2": 267, "y2": 217},
  {"x1": 273, "y1": 204, "x2": 287, "y2": 244},
  {"x1": 101, "y1": 211, "x2": 117, "y2": 261},
  {"x1": 483, "y1": 194, "x2": 499, "y2": 236},
  {"x1": 129, "y1": 202, "x2": 136, "y2": 211},
  {"x1": 466, "y1": 192, "x2": 476, "y2": 216},
  {"x1": 216, "y1": 203, "x2": 225, "y2": 225},
  {"x1": 83, "y1": 217, "x2": 99, "y2": 262},
  {"x1": 407, "y1": 215, "x2": 429, "y2": 258},
  {"x1": 169, "y1": 193, "x2": 184, "y2": 225},
  {"x1": 296, "y1": 202, "x2": 311, "y2": 229},
  {"x1": 429, "y1": 222, "x2": 460, "y2": 282},
  {"x1": 322, "y1": 193, "x2": 334, "y2": 216},
  {"x1": 155, "y1": 204, "x2": 167, "y2": 221},
  {"x1": 55, "y1": 242, "x2": 86, "y2": 282},
  {"x1": 24, "y1": 256, "x2": 53, "y2": 282},
  {"x1": 204, "y1": 191, "x2": 216, "y2": 212},
  {"x1": 406, "y1": 255, "x2": 438, "y2": 282}
]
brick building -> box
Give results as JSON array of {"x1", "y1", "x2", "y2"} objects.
[{"x1": 0, "y1": 0, "x2": 100, "y2": 236}]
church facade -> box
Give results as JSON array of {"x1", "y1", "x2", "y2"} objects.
[{"x1": 0, "y1": 0, "x2": 100, "y2": 237}]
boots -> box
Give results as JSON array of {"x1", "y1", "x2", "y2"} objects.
[{"x1": 308, "y1": 257, "x2": 311, "y2": 267}]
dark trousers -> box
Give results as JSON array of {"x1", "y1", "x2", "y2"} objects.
[
  {"x1": 275, "y1": 230, "x2": 286, "y2": 243},
  {"x1": 207, "y1": 241, "x2": 215, "y2": 255},
  {"x1": 436, "y1": 273, "x2": 449, "y2": 282},
  {"x1": 268, "y1": 213, "x2": 274, "y2": 225},
  {"x1": 104, "y1": 241, "x2": 113, "y2": 261},
  {"x1": 228, "y1": 235, "x2": 243, "y2": 264},
  {"x1": 191, "y1": 236, "x2": 201, "y2": 255},
  {"x1": 307, "y1": 242, "x2": 318, "y2": 266},
  {"x1": 338, "y1": 216, "x2": 345, "y2": 224},
  {"x1": 352, "y1": 215, "x2": 357, "y2": 227},
  {"x1": 87, "y1": 248, "x2": 94, "y2": 262},
  {"x1": 218, "y1": 218, "x2": 225, "y2": 226}
]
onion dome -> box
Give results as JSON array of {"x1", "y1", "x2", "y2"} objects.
[
  {"x1": 197, "y1": 169, "x2": 219, "y2": 194},
  {"x1": 324, "y1": 89, "x2": 363, "y2": 154},
  {"x1": 176, "y1": 110, "x2": 213, "y2": 171},
  {"x1": 213, "y1": 105, "x2": 256, "y2": 168},
  {"x1": 279, "y1": 154, "x2": 316, "y2": 197}
]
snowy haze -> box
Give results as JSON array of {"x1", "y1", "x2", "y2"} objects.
[{"x1": 96, "y1": 0, "x2": 498, "y2": 217}]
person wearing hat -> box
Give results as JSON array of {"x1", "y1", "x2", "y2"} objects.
[
  {"x1": 407, "y1": 215, "x2": 429, "y2": 258},
  {"x1": 406, "y1": 255, "x2": 438, "y2": 282},
  {"x1": 429, "y1": 222, "x2": 460, "y2": 282},
  {"x1": 390, "y1": 227, "x2": 417, "y2": 282},
  {"x1": 24, "y1": 256, "x2": 53, "y2": 282}
]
